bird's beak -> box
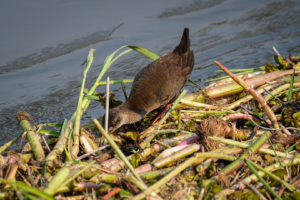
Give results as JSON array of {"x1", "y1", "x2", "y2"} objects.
[{"x1": 108, "y1": 126, "x2": 117, "y2": 133}]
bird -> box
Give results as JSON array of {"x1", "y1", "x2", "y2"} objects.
[{"x1": 104, "y1": 28, "x2": 194, "y2": 133}]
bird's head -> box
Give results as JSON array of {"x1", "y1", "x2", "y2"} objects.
[{"x1": 102, "y1": 107, "x2": 126, "y2": 133}]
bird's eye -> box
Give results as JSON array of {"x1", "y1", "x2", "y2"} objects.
[{"x1": 110, "y1": 123, "x2": 115, "y2": 127}]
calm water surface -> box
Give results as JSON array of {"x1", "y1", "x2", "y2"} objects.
[{"x1": 1, "y1": 0, "x2": 300, "y2": 148}]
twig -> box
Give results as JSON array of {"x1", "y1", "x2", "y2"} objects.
[
  {"x1": 279, "y1": 123, "x2": 292, "y2": 136},
  {"x1": 243, "y1": 181, "x2": 267, "y2": 200},
  {"x1": 93, "y1": 119, "x2": 143, "y2": 183},
  {"x1": 265, "y1": 192, "x2": 273, "y2": 200},
  {"x1": 289, "y1": 152, "x2": 298, "y2": 183},
  {"x1": 244, "y1": 111, "x2": 299, "y2": 131},
  {"x1": 215, "y1": 61, "x2": 280, "y2": 130},
  {"x1": 284, "y1": 161, "x2": 291, "y2": 182},
  {"x1": 158, "y1": 90, "x2": 187, "y2": 128},
  {"x1": 42, "y1": 136, "x2": 50, "y2": 152},
  {"x1": 278, "y1": 185, "x2": 285, "y2": 198},
  {"x1": 34, "y1": 174, "x2": 41, "y2": 187},
  {"x1": 197, "y1": 188, "x2": 205, "y2": 200},
  {"x1": 105, "y1": 76, "x2": 110, "y2": 133},
  {"x1": 121, "y1": 80, "x2": 128, "y2": 100},
  {"x1": 19, "y1": 131, "x2": 28, "y2": 148},
  {"x1": 103, "y1": 187, "x2": 121, "y2": 199},
  {"x1": 231, "y1": 167, "x2": 243, "y2": 185},
  {"x1": 132, "y1": 153, "x2": 200, "y2": 200},
  {"x1": 272, "y1": 46, "x2": 281, "y2": 57},
  {"x1": 76, "y1": 145, "x2": 110, "y2": 161},
  {"x1": 266, "y1": 135, "x2": 283, "y2": 166},
  {"x1": 231, "y1": 122, "x2": 236, "y2": 141}
]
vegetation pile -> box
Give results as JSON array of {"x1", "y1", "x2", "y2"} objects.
[{"x1": 1, "y1": 46, "x2": 300, "y2": 200}]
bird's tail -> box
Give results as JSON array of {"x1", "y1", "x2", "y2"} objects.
[{"x1": 174, "y1": 28, "x2": 191, "y2": 55}]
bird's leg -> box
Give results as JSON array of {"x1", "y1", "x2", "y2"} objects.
[
  {"x1": 149, "y1": 103, "x2": 172, "y2": 126},
  {"x1": 121, "y1": 81, "x2": 128, "y2": 100}
]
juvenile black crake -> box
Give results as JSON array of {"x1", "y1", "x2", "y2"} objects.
[{"x1": 103, "y1": 28, "x2": 195, "y2": 132}]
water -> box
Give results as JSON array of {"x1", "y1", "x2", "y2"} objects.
[{"x1": 1, "y1": 0, "x2": 300, "y2": 148}]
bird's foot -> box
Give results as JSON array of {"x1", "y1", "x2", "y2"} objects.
[{"x1": 149, "y1": 104, "x2": 172, "y2": 126}]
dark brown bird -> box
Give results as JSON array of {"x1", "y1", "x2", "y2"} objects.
[{"x1": 104, "y1": 28, "x2": 194, "y2": 132}]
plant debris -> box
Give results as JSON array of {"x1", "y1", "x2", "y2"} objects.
[{"x1": 1, "y1": 46, "x2": 300, "y2": 200}]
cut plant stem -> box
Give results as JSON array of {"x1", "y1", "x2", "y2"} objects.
[
  {"x1": 180, "y1": 110, "x2": 236, "y2": 114},
  {"x1": 0, "y1": 179, "x2": 55, "y2": 200},
  {"x1": 216, "y1": 131, "x2": 271, "y2": 176},
  {"x1": 132, "y1": 152, "x2": 218, "y2": 200},
  {"x1": 206, "y1": 67, "x2": 299, "y2": 99},
  {"x1": 91, "y1": 167, "x2": 174, "y2": 184},
  {"x1": 80, "y1": 129, "x2": 101, "y2": 155},
  {"x1": 76, "y1": 145, "x2": 110, "y2": 161},
  {"x1": 153, "y1": 144, "x2": 201, "y2": 168},
  {"x1": 72, "y1": 49, "x2": 96, "y2": 159},
  {"x1": 209, "y1": 136, "x2": 294, "y2": 158},
  {"x1": 206, "y1": 69, "x2": 264, "y2": 82},
  {"x1": 215, "y1": 66, "x2": 265, "y2": 72},
  {"x1": 98, "y1": 78, "x2": 134, "y2": 85},
  {"x1": 215, "y1": 61, "x2": 280, "y2": 130},
  {"x1": 139, "y1": 128, "x2": 194, "y2": 150},
  {"x1": 158, "y1": 90, "x2": 187, "y2": 128},
  {"x1": 246, "y1": 159, "x2": 300, "y2": 193},
  {"x1": 19, "y1": 118, "x2": 45, "y2": 161},
  {"x1": 225, "y1": 82, "x2": 282, "y2": 110},
  {"x1": 44, "y1": 167, "x2": 70, "y2": 196},
  {"x1": 287, "y1": 69, "x2": 296, "y2": 101},
  {"x1": 265, "y1": 82, "x2": 300, "y2": 102},
  {"x1": 93, "y1": 119, "x2": 143, "y2": 183},
  {"x1": 45, "y1": 119, "x2": 69, "y2": 166},
  {"x1": 0, "y1": 133, "x2": 23, "y2": 154},
  {"x1": 179, "y1": 99, "x2": 218, "y2": 109},
  {"x1": 245, "y1": 159, "x2": 283, "y2": 200},
  {"x1": 69, "y1": 47, "x2": 133, "y2": 158},
  {"x1": 214, "y1": 154, "x2": 300, "y2": 198}
]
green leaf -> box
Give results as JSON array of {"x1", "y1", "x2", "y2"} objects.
[
  {"x1": 119, "y1": 189, "x2": 134, "y2": 198},
  {"x1": 111, "y1": 49, "x2": 133, "y2": 65},
  {"x1": 283, "y1": 76, "x2": 300, "y2": 82},
  {"x1": 188, "y1": 79, "x2": 201, "y2": 87},
  {"x1": 61, "y1": 161, "x2": 96, "y2": 188},
  {"x1": 287, "y1": 69, "x2": 295, "y2": 101},
  {"x1": 99, "y1": 45, "x2": 129, "y2": 80},
  {"x1": 0, "y1": 179, "x2": 55, "y2": 200},
  {"x1": 125, "y1": 131, "x2": 138, "y2": 141},
  {"x1": 265, "y1": 62, "x2": 277, "y2": 73},
  {"x1": 22, "y1": 192, "x2": 43, "y2": 200},
  {"x1": 130, "y1": 154, "x2": 141, "y2": 168},
  {"x1": 127, "y1": 45, "x2": 160, "y2": 61},
  {"x1": 274, "y1": 55, "x2": 284, "y2": 64},
  {"x1": 40, "y1": 123, "x2": 63, "y2": 127},
  {"x1": 263, "y1": 87, "x2": 286, "y2": 106},
  {"x1": 64, "y1": 139, "x2": 73, "y2": 162},
  {"x1": 84, "y1": 94, "x2": 100, "y2": 101},
  {"x1": 39, "y1": 129, "x2": 60, "y2": 137},
  {"x1": 98, "y1": 79, "x2": 134, "y2": 85}
]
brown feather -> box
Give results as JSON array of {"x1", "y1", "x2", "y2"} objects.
[{"x1": 104, "y1": 28, "x2": 195, "y2": 132}]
